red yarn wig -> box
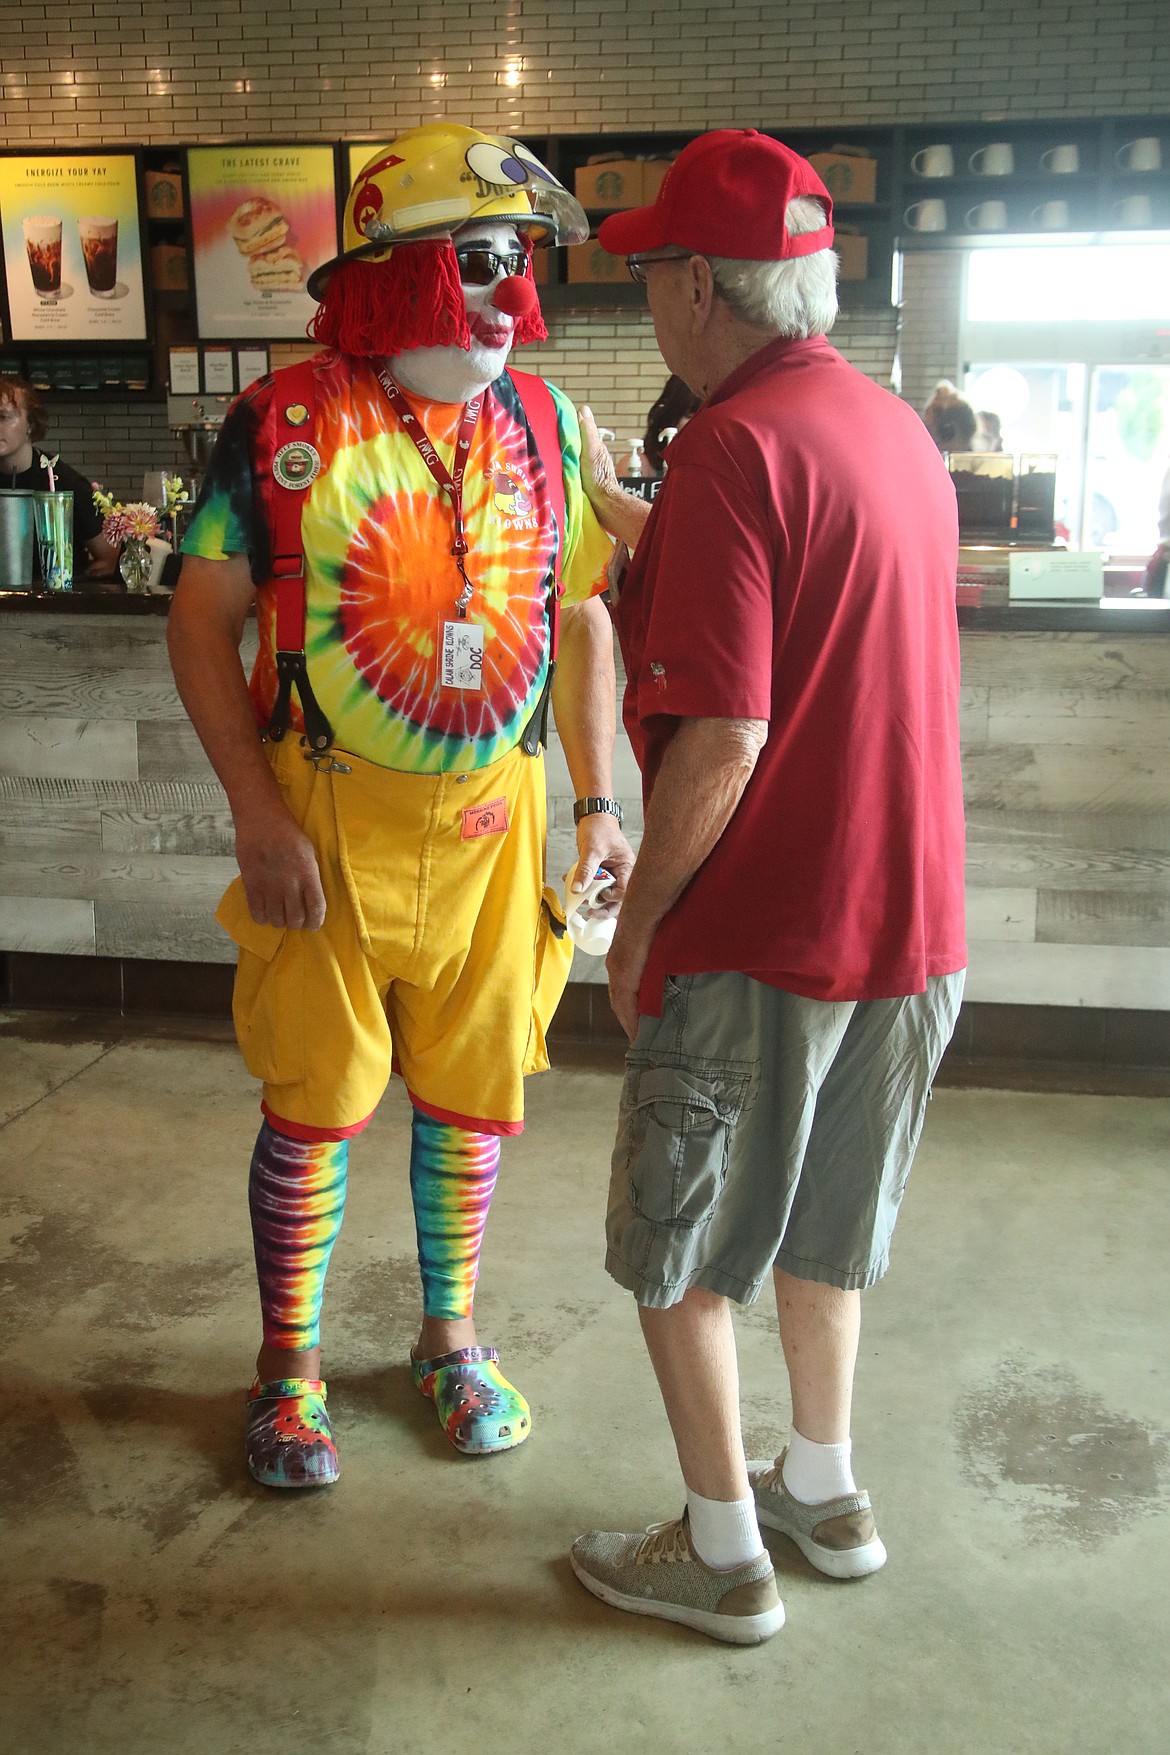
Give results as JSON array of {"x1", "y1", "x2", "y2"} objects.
[{"x1": 309, "y1": 239, "x2": 547, "y2": 358}]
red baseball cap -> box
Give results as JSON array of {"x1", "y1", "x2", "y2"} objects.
[{"x1": 597, "y1": 130, "x2": 834, "y2": 262}]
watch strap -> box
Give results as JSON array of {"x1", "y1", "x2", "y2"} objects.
[{"x1": 573, "y1": 795, "x2": 623, "y2": 827}]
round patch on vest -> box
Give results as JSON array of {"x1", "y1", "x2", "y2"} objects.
[{"x1": 272, "y1": 440, "x2": 321, "y2": 490}]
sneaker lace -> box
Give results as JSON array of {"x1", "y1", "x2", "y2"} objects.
[
  {"x1": 754, "y1": 1461, "x2": 784, "y2": 1493},
  {"x1": 636, "y1": 1518, "x2": 689, "y2": 1564}
]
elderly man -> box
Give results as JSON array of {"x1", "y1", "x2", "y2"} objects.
[
  {"x1": 570, "y1": 130, "x2": 966, "y2": 1645},
  {"x1": 169, "y1": 125, "x2": 631, "y2": 1488}
]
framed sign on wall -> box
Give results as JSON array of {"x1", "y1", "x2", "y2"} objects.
[
  {"x1": 0, "y1": 151, "x2": 148, "y2": 344},
  {"x1": 187, "y1": 143, "x2": 340, "y2": 339}
]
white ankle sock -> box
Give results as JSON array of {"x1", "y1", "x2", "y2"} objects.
[
  {"x1": 685, "y1": 1487, "x2": 765, "y2": 1570},
  {"x1": 781, "y1": 1428, "x2": 857, "y2": 1504}
]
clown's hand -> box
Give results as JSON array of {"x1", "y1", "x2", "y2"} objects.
[{"x1": 579, "y1": 406, "x2": 652, "y2": 550}]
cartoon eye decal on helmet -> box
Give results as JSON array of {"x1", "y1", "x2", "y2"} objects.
[
  {"x1": 465, "y1": 142, "x2": 528, "y2": 187},
  {"x1": 464, "y1": 139, "x2": 561, "y2": 189},
  {"x1": 511, "y1": 143, "x2": 560, "y2": 185}
]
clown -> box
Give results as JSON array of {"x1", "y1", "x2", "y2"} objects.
[{"x1": 170, "y1": 125, "x2": 632, "y2": 1488}]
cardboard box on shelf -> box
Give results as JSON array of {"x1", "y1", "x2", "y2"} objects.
[
  {"x1": 144, "y1": 170, "x2": 184, "y2": 219},
  {"x1": 834, "y1": 227, "x2": 869, "y2": 281},
  {"x1": 641, "y1": 159, "x2": 673, "y2": 200},
  {"x1": 808, "y1": 148, "x2": 877, "y2": 204},
  {"x1": 149, "y1": 242, "x2": 189, "y2": 291},
  {"x1": 574, "y1": 159, "x2": 644, "y2": 210},
  {"x1": 566, "y1": 241, "x2": 627, "y2": 284}
]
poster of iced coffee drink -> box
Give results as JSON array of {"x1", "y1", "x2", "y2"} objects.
[{"x1": 0, "y1": 152, "x2": 147, "y2": 342}]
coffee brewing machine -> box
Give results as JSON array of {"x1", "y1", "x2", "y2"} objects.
[{"x1": 166, "y1": 393, "x2": 232, "y2": 497}]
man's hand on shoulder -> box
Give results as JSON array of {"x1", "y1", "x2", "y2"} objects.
[{"x1": 578, "y1": 405, "x2": 653, "y2": 550}]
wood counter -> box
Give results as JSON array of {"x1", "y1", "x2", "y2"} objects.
[{"x1": 1, "y1": 599, "x2": 1168, "y2": 1012}]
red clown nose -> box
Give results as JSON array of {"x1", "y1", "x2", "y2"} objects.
[{"x1": 493, "y1": 274, "x2": 539, "y2": 318}]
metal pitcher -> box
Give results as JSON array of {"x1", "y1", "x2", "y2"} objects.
[{"x1": 0, "y1": 489, "x2": 35, "y2": 590}]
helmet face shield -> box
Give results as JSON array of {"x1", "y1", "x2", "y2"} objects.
[{"x1": 308, "y1": 124, "x2": 588, "y2": 299}]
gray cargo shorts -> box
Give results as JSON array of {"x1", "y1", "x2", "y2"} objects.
[{"x1": 605, "y1": 968, "x2": 965, "y2": 1307}]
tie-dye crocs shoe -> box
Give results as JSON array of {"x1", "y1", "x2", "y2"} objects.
[
  {"x1": 245, "y1": 1377, "x2": 340, "y2": 1489},
  {"x1": 410, "y1": 1346, "x2": 531, "y2": 1456}
]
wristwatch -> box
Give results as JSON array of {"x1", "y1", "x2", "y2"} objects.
[{"x1": 573, "y1": 795, "x2": 624, "y2": 828}]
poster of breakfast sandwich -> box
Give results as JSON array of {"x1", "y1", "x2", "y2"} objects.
[
  {"x1": 0, "y1": 151, "x2": 147, "y2": 343},
  {"x1": 187, "y1": 144, "x2": 339, "y2": 338}
]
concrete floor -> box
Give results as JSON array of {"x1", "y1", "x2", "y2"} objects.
[{"x1": 2, "y1": 1012, "x2": 1169, "y2": 1755}]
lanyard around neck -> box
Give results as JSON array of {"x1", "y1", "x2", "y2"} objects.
[{"x1": 378, "y1": 369, "x2": 483, "y2": 617}]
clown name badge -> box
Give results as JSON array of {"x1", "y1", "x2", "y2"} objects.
[
  {"x1": 272, "y1": 440, "x2": 321, "y2": 490},
  {"x1": 441, "y1": 618, "x2": 485, "y2": 691}
]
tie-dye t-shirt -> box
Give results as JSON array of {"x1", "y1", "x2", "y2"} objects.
[{"x1": 181, "y1": 350, "x2": 613, "y2": 773}]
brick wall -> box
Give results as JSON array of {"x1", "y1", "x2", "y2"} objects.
[
  {"x1": 3, "y1": 0, "x2": 1167, "y2": 487},
  {"x1": 1, "y1": 1, "x2": 1167, "y2": 141}
]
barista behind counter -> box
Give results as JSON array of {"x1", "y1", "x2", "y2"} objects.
[{"x1": 0, "y1": 377, "x2": 118, "y2": 577}]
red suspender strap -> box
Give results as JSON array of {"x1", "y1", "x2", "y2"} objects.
[
  {"x1": 270, "y1": 357, "x2": 318, "y2": 645},
  {"x1": 510, "y1": 367, "x2": 566, "y2": 662},
  {"x1": 265, "y1": 358, "x2": 334, "y2": 752}
]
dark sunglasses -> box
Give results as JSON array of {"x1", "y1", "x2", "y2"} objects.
[{"x1": 455, "y1": 246, "x2": 528, "y2": 285}]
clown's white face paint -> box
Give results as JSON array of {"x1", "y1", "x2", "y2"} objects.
[{"x1": 388, "y1": 220, "x2": 524, "y2": 405}]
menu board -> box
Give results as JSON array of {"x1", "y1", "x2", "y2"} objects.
[
  {"x1": 0, "y1": 153, "x2": 148, "y2": 343},
  {"x1": 188, "y1": 144, "x2": 339, "y2": 338}
]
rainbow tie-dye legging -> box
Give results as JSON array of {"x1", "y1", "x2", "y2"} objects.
[
  {"x1": 249, "y1": 1122, "x2": 349, "y2": 1352},
  {"x1": 409, "y1": 1110, "x2": 501, "y2": 1321},
  {"x1": 249, "y1": 1111, "x2": 503, "y2": 1350}
]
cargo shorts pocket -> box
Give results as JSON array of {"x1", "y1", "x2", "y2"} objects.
[
  {"x1": 623, "y1": 1062, "x2": 750, "y2": 1227},
  {"x1": 215, "y1": 877, "x2": 305, "y2": 1087}
]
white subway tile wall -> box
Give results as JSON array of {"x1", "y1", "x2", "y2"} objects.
[
  {"x1": 37, "y1": 317, "x2": 899, "y2": 506},
  {"x1": 0, "y1": 0, "x2": 1166, "y2": 139},
  {"x1": 5, "y1": 0, "x2": 1166, "y2": 489}
]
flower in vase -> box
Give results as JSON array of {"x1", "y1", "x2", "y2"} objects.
[{"x1": 93, "y1": 484, "x2": 162, "y2": 546}]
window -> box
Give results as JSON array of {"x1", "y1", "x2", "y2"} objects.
[{"x1": 961, "y1": 244, "x2": 1170, "y2": 553}]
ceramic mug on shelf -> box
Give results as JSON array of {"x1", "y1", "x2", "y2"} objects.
[
  {"x1": 1030, "y1": 199, "x2": 1070, "y2": 229},
  {"x1": 1040, "y1": 143, "x2": 1080, "y2": 174},
  {"x1": 1115, "y1": 136, "x2": 1162, "y2": 171},
  {"x1": 910, "y1": 144, "x2": 954, "y2": 178},
  {"x1": 966, "y1": 200, "x2": 1009, "y2": 231},
  {"x1": 903, "y1": 198, "x2": 948, "y2": 232},
  {"x1": 969, "y1": 142, "x2": 1014, "y2": 175},
  {"x1": 1111, "y1": 193, "x2": 1154, "y2": 226}
]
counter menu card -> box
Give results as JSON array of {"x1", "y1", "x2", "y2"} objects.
[
  {"x1": 0, "y1": 152, "x2": 148, "y2": 343},
  {"x1": 188, "y1": 144, "x2": 339, "y2": 339}
]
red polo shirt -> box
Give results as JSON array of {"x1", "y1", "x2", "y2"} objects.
[{"x1": 614, "y1": 335, "x2": 967, "y2": 1015}]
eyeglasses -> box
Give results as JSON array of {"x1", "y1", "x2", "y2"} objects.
[
  {"x1": 454, "y1": 247, "x2": 528, "y2": 286},
  {"x1": 626, "y1": 251, "x2": 695, "y2": 284}
]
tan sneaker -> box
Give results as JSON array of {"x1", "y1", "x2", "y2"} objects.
[
  {"x1": 747, "y1": 1450, "x2": 887, "y2": 1579},
  {"x1": 570, "y1": 1511, "x2": 784, "y2": 1645}
]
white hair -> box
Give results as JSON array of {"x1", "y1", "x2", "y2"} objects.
[{"x1": 706, "y1": 196, "x2": 839, "y2": 340}]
